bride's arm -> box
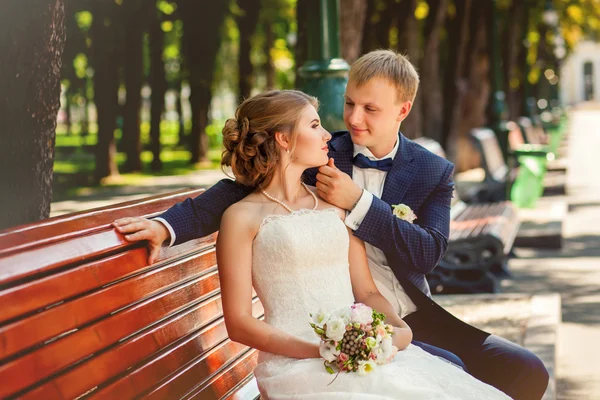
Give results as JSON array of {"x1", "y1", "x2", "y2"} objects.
[
  {"x1": 347, "y1": 228, "x2": 413, "y2": 350},
  {"x1": 217, "y1": 204, "x2": 320, "y2": 359}
]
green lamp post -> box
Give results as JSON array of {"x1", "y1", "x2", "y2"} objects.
[{"x1": 297, "y1": 0, "x2": 350, "y2": 131}]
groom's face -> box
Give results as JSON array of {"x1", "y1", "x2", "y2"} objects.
[{"x1": 344, "y1": 77, "x2": 412, "y2": 156}]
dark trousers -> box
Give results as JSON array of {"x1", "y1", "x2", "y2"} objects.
[{"x1": 405, "y1": 310, "x2": 549, "y2": 400}]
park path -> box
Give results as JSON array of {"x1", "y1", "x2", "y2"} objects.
[{"x1": 503, "y1": 105, "x2": 600, "y2": 400}]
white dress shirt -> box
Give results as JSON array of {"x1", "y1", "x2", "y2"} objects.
[{"x1": 344, "y1": 140, "x2": 418, "y2": 318}]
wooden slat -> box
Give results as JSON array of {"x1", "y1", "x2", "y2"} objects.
[
  {"x1": 0, "y1": 270, "x2": 221, "y2": 399},
  {"x1": 0, "y1": 188, "x2": 205, "y2": 257},
  {"x1": 0, "y1": 248, "x2": 217, "y2": 361},
  {"x1": 144, "y1": 340, "x2": 255, "y2": 400},
  {"x1": 20, "y1": 298, "x2": 264, "y2": 400},
  {"x1": 225, "y1": 377, "x2": 260, "y2": 400},
  {"x1": 0, "y1": 235, "x2": 215, "y2": 325},
  {"x1": 89, "y1": 300, "x2": 263, "y2": 400},
  {"x1": 189, "y1": 350, "x2": 259, "y2": 400}
]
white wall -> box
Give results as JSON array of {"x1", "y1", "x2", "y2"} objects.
[{"x1": 560, "y1": 40, "x2": 600, "y2": 105}]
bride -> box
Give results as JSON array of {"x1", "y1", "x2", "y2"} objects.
[{"x1": 216, "y1": 90, "x2": 510, "y2": 399}]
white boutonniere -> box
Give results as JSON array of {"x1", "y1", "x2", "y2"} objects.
[{"x1": 392, "y1": 204, "x2": 417, "y2": 223}]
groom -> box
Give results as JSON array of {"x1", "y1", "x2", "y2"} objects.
[{"x1": 114, "y1": 50, "x2": 548, "y2": 399}]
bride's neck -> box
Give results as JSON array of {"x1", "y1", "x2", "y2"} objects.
[{"x1": 261, "y1": 164, "x2": 307, "y2": 204}]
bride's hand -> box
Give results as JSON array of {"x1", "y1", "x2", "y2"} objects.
[{"x1": 391, "y1": 327, "x2": 412, "y2": 351}]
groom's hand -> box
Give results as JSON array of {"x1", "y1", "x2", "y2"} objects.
[
  {"x1": 112, "y1": 218, "x2": 170, "y2": 264},
  {"x1": 316, "y1": 158, "x2": 363, "y2": 211}
]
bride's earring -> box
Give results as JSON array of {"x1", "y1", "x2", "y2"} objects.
[{"x1": 286, "y1": 149, "x2": 290, "y2": 154}]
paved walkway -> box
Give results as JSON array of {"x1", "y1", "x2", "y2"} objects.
[{"x1": 503, "y1": 106, "x2": 600, "y2": 400}]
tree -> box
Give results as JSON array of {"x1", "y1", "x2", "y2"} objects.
[
  {"x1": 420, "y1": 0, "x2": 449, "y2": 141},
  {"x1": 89, "y1": 0, "x2": 121, "y2": 182},
  {"x1": 149, "y1": 2, "x2": 168, "y2": 171},
  {"x1": 121, "y1": 0, "x2": 152, "y2": 172},
  {"x1": 0, "y1": 0, "x2": 66, "y2": 229},
  {"x1": 237, "y1": 0, "x2": 262, "y2": 100},
  {"x1": 340, "y1": 0, "x2": 368, "y2": 63},
  {"x1": 177, "y1": 0, "x2": 229, "y2": 164}
]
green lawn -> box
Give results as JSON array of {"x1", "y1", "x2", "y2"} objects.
[{"x1": 53, "y1": 121, "x2": 225, "y2": 200}]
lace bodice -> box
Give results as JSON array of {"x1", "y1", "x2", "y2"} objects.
[{"x1": 252, "y1": 209, "x2": 355, "y2": 345}]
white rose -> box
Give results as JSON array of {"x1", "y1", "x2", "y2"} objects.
[
  {"x1": 392, "y1": 204, "x2": 417, "y2": 223},
  {"x1": 365, "y1": 336, "x2": 377, "y2": 350},
  {"x1": 319, "y1": 341, "x2": 340, "y2": 362},
  {"x1": 350, "y1": 303, "x2": 373, "y2": 325},
  {"x1": 326, "y1": 317, "x2": 347, "y2": 341},
  {"x1": 331, "y1": 307, "x2": 351, "y2": 324},
  {"x1": 376, "y1": 337, "x2": 394, "y2": 364},
  {"x1": 311, "y1": 309, "x2": 330, "y2": 327},
  {"x1": 357, "y1": 359, "x2": 377, "y2": 376}
]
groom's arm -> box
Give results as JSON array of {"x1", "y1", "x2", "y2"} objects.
[
  {"x1": 158, "y1": 179, "x2": 253, "y2": 246},
  {"x1": 353, "y1": 163, "x2": 454, "y2": 275}
]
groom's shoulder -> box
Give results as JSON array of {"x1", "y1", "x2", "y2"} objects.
[{"x1": 405, "y1": 137, "x2": 454, "y2": 174}]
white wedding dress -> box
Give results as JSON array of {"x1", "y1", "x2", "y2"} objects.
[{"x1": 251, "y1": 208, "x2": 511, "y2": 400}]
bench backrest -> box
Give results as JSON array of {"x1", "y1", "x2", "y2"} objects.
[
  {"x1": 0, "y1": 189, "x2": 261, "y2": 400},
  {"x1": 517, "y1": 116, "x2": 548, "y2": 145},
  {"x1": 470, "y1": 128, "x2": 509, "y2": 183}
]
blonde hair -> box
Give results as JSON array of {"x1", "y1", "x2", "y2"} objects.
[
  {"x1": 221, "y1": 90, "x2": 319, "y2": 188},
  {"x1": 349, "y1": 49, "x2": 420, "y2": 103}
]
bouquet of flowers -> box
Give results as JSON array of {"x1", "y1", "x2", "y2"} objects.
[{"x1": 310, "y1": 303, "x2": 398, "y2": 377}]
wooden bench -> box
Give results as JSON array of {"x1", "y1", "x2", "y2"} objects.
[
  {"x1": 469, "y1": 128, "x2": 521, "y2": 203},
  {"x1": 0, "y1": 189, "x2": 262, "y2": 400},
  {"x1": 516, "y1": 116, "x2": 550, "y2": 146},
  {"x1": 414, "y1": 137, "x2": 520, "y2": 294}
]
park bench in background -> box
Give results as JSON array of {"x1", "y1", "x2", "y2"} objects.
[
  {"x1": 469, "y1": 128, "x2": 521, "y2": 203},
  {"x1": 0, "y1": 189, "x2": 261, "y2": 400},
  {"x1": 414, "y1": 137, "x2": 520, "y2": 294}
]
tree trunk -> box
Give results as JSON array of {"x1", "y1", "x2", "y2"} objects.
[
  {"x1": 149, "y1": 7, "x2": 167, "y2": 172},
  {"x1": 176, "y1": 79, "x2": 187, "y2": 146},
  {"x1": 265, "y1": 23, "x2": 276, "y2": 89},
  {"x1": 454, "y1": 1, "x2": 491, "y2": 171},
  {"x1": 177, "y1": 0, "x2": 229, "y2": 163},
  {"x1": 397, "y1": 0, "x2": 422, "y2": 138},
  {"x1": 238, "y1": 0, "x2": 261, "y2": 101},
  {"x1": 121, "y1": 0, "x2": 148, "y2": 173},
  {"x1": 362, "y1": 0, "x2": 395, "y2": 52},
  {"x1": 340, "y1": 0, "x2": 368, "y2": 63},
  {"x1": 420, "y1": 0, "x2": 448, "y2": 142},
  {"x1": 90, "y1": 1, "x2": 120, "y2": 182},
  {"x1": 65, "y1": 88, "x2": 72, "y2": 134},
  {"x1": 442, "y1": 0, "x2": 472, "y2": 157},
  {"x1": 295, "y1": 0, "x2": 308, "y2": 86},
  {"x1": 0, "y1": 0, "x2": 66, "y2": 229},
  {"x1": 503, "y1": 0, "x2": 524, "y2": 120}
]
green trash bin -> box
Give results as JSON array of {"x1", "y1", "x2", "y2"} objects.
[{"x1": 510, "y1": 151, "x2": 547, "y2": 208}]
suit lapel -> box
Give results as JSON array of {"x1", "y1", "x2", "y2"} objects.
[
  {"x1": 329, "y1": 132, "x2": 354, "y2": 178},
  {"x1": 381, "y1": 134, "x2": 417, "y2": 204}
]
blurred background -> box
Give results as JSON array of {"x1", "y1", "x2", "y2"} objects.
[{"x1": 41, "y1": 0, "x2": 594, "y2": 206}]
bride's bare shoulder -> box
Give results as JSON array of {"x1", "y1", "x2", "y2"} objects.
[
  {"x1": 221, "y1": 196, "x2": 263, "y2": 232},
  {"x1": 304, "y1": 184, "x2": 345, "y2": 220}
]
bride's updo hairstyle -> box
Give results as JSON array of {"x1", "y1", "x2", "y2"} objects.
[{"x1": 221, "y1": 90, "x2": 319, "y2": 188}]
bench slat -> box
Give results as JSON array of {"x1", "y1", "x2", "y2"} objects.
[
  {"x1": 20, "y1": 298, "x2": 263, "y2": 400},
  {"x1": 0, "y1": 269, "x2": 222, "y2": 398},
  {"x1": 90, "y1": 303, "x2": 263, "y2": 400},
  {"x1": 145, "y1": 340, "x2": 255, "y2": 400},
  {"x1": 0, "y1": 248, "x2": 217, "y2": 360},
  {"x1": 191, "y1": 350, "x2": 260, "y2": 400},
  {"x1": 0, "y1": 235, "x2": 215, "y2": 325},
  {"x1": 0, "y1": 188, "x2": 205, "y2": 258}
]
